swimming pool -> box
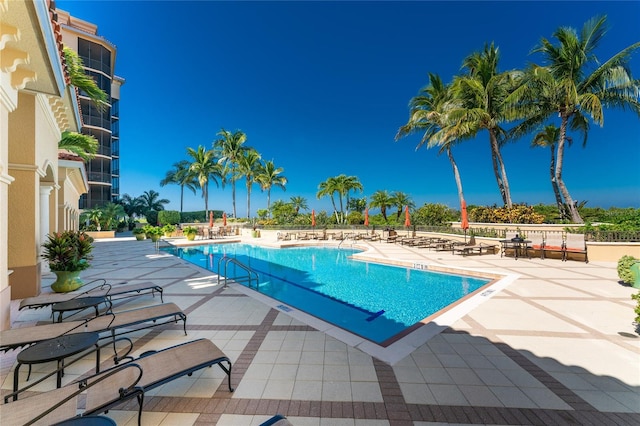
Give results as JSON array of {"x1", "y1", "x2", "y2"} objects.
[{"x1": 164, "y1": 243, "x2": 491, "y2": 345}]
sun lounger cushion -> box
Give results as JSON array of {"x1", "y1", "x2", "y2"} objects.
[{"x1": 260, "y1": 414, "x2": 294, "y2": 426}]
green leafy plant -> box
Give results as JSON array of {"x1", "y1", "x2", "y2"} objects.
[
  {"x1": 162, "y1": 224, "x2": 176, "y2": 234},
  {"x1": 41, "y1": 231, "x2": 94, "y2": 272},
  {"x1": 617, "y1": 255, "x2": 639, "y2": 285},
  {"x1": 132, "y1": 228, "x2": 146, "y2": 235},
  {"x1": 632, "y1": 292, "x2": 640, "y2": 327},
  {"x1": 183, "y1": 226, "x2": 197, "y2": 235}
]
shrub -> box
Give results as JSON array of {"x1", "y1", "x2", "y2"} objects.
[
  {"x1": 617, "y1": 255, "x2": 639, "y2": 285},
  {"x1": 158, "y1": 210, "x2": 180, "y2": 226},
  {"x1": 632, "y1": 292, "x2": 640, "y2": 326}
]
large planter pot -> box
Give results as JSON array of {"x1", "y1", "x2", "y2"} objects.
[
  {"x1": 186, "y1": 233, "x2": 196, "y2": 241},
  {"x1": 135, "y1": 234, "x2": 146, "y2": 241},
  {"x1": 51, "y1": 270, "x2": 83, "y2": 293},
  {"x1": 150, "y1": 234, "x2": 161, "y2": 242}
]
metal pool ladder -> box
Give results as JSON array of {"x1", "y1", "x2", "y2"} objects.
[{"x1": 216, "y1": 256, "x2": 259, "y2": 289}]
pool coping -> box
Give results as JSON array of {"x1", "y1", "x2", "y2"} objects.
[{"x1": 165, "y1": 239, "x2": 518, "y2": 364}]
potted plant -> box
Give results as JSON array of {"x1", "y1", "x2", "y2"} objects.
[
  {"x1": 162, "y1": 224, "x2": 176, "y2": 237},
  {"x1": 132, "y1": 227, "x2": 146, "y2": 241},
  {"x1": 41, "y1": 231, "x2": 94, "y2": 292},
  {"x1": 183, "y1": 226, "x2": 197, "y2": 241},
  {"x1": 148, "y1": 226, "x2": 163, "y2": 242}
]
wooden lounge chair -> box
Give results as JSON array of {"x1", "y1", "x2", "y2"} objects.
[
  {"x1": 563, "y1": 233, "x2": 588, "y2": 263},
  {"x1": 1, "y1": 303, "x2": 187, "y2": 357},
  {"x1": 1, "y1": 362, "x2": 144, "y2": 426},
  {"x1": 452, "y1": 236, "x2": 496, "y2": 256},
  {"x1": 19, "y1": 281, "x2": 164, "y2": 311}
]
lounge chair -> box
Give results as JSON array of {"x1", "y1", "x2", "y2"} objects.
[
  {"x1": 525, "y1": 231, "x2": 544, "y2": 258},
  {"x1": 260, "y1": 414, "x2": 294, "y2": 426},
  {"x1": 1, "y1": 303, "x2": 187, "y2": 357},
  {"x1": 1, "y1": 362, "x2": 143, "y2": 426},
  {"x1": 452, "y1": 236, "x2": 496, "y2": 256},
  {"x1": 541, "y1": 233, "x2": 564, "y2": 260},
  {"x1": 385, "y1": 230, "x2": 399, "y2": 243},
  {"x1": 563, "y1": 233, "x2": 588, "y2": 263},
  {"x1": 19, "y1": 281, "x2": 164, "y2": 311}
]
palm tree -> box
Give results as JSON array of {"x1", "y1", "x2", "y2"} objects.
[
  {"x1": 396, "y1": 74, "x2": 469, "y2": 208},
  {"x1": 236, "y1": 148, "x2": 262, "y2": 218},
  {"x1": 58, "y1": 131, "x2": 98, "y2": 161},
  {"x1": 186, "y1": 146, "x2": 222, "y2": 218},
  {"x1": 317, "y1": 177, "x2": 341, "y2": 223},
  {"x1": 369, "y1": 190, "x2": 394, "y2": 222},
  {"x1": 63, "y1": 47, "x2": 108, "y2": 112},
  {"x1": 450, "y1": 43, "x2": 520, "y2": 208},
  {"x1": 531, "y1": 125, "x2": 570, "y2": 220},
  {"x1": 138, "y1": 190, "x2": 169, "y2": 215},
  {"x1": 160, "y1": 160, "x2": 198, "y2": 214},
  {"x1": 508, "y1": 16, "x2": 640, "y2": 223},
  {"x1": 391, "y1": 191, "x2": 414, "y2": 219},
  {"x1": 290, "y1": 196, "x2": 308, "y2": 214},
  {"x1": 99, "y1": 202, "x2": 126, "y2": 230},
  {"x1": 256, "y1": 160, "x2": 287, "y2": 216},
  {"x1": 214, "y1": 128, "x2": 248, "y2": 219},
  {"x1": 117, "y1": 194, "x2": 144, "y2": 222},
  {"x1": 334, "y1": 175, "x2": 363, "y2": 224}
]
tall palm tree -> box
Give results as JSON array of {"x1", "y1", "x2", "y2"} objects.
[
  {"x1": 396, "y1": 74, "x2": 468, "y2": 207},
  {"x1": 58, "y1": 131, "x2": 98, "y2": 161},
  {"x1": 369, "y1": 190, "x2": 394, "y2": 222},
  {"x1": 290, "y1": 196, "x2": 308, "y2": 214},
  {"x1": 334, "y1": 175, "x2": 363, "y2": 224},
  {"x1": 256, "y1": 160, "x2": 287, "y2": 216},
  {"x1": 531, "y1": 125, "x2": 570, "y2": 220},
  {"x1": 316, "y1": 176, "x2": 341, "y2": 223},
  {"x1": 186, "y1": 146, "x2": 222, "y2": 218},
  {"x1": 99, "y1": 202, "x2": 126, "y2": 230},
  {"x1": 236, "y1": 148, "x2": 262, "y2": 219},
  {"x1": 508, "y1": 15, "x2": 640, "y2": 223},
  {"x1": 160, "y1": 160, "x2": 198, "y2": 214},
  {"x1": 138, "y1": 190, "x2": 169, "y2": 215},
  {"x1": 391, "y1": 191, "x2": 414, "y2": 219},
  {"x1": 214, "y1": 128, "x2": 248, "y2": 219},
  {"x1": 450, "y1": 43, "x2": 520, "y2": 208}
]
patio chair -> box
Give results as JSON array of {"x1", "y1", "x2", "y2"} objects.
[
  {"x1": 526, "y1": 231, "x2": 544, "y2": 259},
  {"x1": 1, "y1": 303, "x2": 187, "y2": 357},
  {"x1": 19, "y1": 281, "x2": 164, "y2": 311},
  {"x1": 564, "y1": 233, "x2": 588, "y2": 263},
  {"x1": 541, "y1": 233, "x2": 564, "y2": 260},
  {"x1": 1, "y1": 362, "x2": 143, "y2": 426},
  {"x1": 260, "y1": 414, "x2": 293, "y2": 426},
  {"x1": 452, "y1": 236, "x2": 496, "y2": 256}
]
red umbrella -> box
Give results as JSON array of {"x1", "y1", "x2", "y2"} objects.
[
  {"x1": 311, "y1": 209, "x2": 316, "y2": 228},
  {"x1": 222, "y1": 212, "x2": 227, "y2": 227},
  {"x1": 461, "y1": 200, "x2": 469, "y2": 242},
  {"x1": 364, "y1": 208, "x2": 369, "y2": 227},
  {"x1": 209, "y1": 211, "x2": 214, "y2": 228},
  {"x1": 404, "y1": 206, "x2": 411, "y2": 227}
]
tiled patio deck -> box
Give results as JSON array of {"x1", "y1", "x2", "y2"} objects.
[{"x1": 1, "y1": 234, "x2": 639, "y2": 425}]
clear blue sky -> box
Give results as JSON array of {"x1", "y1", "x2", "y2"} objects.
[{"x1": 56, "y1": 1, "x2": 640, "y2": 216}]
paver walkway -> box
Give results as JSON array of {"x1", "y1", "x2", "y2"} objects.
[{"x1": 1, "y1": 234, "x2": 638, "y2": 425}]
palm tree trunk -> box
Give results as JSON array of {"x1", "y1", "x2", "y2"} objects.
[
  {"x1": 267, "y1": 189, "x2": 272, "y2": 218},
  {"x1": 246, "y1": 177, "x2": 251, "y2": 219},
  {"x1": 204, "y1": 183, "x2": 209, "y2": 219},
  {"x1": 180, "y1": 187, "x2": 184, "y2": 214},
  {"x1": 489, "y1": 131, "x2": 512, "y2": 208},
  {"x1": 232, "y1": 179, "x2": 237, "y2": 219},
  {"x1": 548, "y1": 145, "x2": 566, "y2": 220},
  {"x1": 556, "y1": 117, "x2": 583, "y2": 223},
  {"x1": 330, "y1": 196, "x2": 339, "y2": 223},
  {"x1": 447, "y1": 147, "x2": 465, "y2": 205}
]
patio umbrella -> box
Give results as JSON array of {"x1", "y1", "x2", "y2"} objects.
[
  {"x1": 209, "y1": 211, "x2": 214, "y2": 228},
  {"x1": 222, "y1": 212, "x2": 227, "y2": 227},
  {"x1": 311, "y1": 209, "x2": 316, "y2": 228},
  {"x1": 404, "y1": 206, "x2": 411, "y2": 236},
  {"x1": 364, "y1": 208, "x2": 369, "y2": 227},
  {"x1": 460, "y1": 200, "x2": 469, "y2": 242}
]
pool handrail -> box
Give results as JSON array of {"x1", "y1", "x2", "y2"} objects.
[{"x1": 217, "y1": 255, "x2": 259, "y2": 289}]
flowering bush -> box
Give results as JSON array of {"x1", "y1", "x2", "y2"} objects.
[{"x1": 41, "y1": 231, "x2": 94, "y2": 271}]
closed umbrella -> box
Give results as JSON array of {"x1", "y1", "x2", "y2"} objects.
[
  {"x1": 460, "y1": 200, "x2": 469, "y2": 242},
  {"x1": 311, "y1": 209, "x2": 316, "y2": 228},
  {"x1": 404, "y1": 206, "x2": 411, "y2": 236},
  {"x1": 209, "y1": 211, "x2": 214, "y2": 228},
  {"x1": 364, "y1": 208, "x2": 369, "y2": 227},
  {"x1": 222, "y1": 212, "x2": 227, "y2": 227}
]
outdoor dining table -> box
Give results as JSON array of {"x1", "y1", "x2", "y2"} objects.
[
  {"x1": 51, "y1": 296, "x2": 111, "y2": 323},
  {"x1": 12, "y1": 332, "x2": 101, "y2": 400}
]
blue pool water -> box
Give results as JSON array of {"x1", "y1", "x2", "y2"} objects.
[{"x1": 163, "y1": 243, "x2": 490, "y2": 344}]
